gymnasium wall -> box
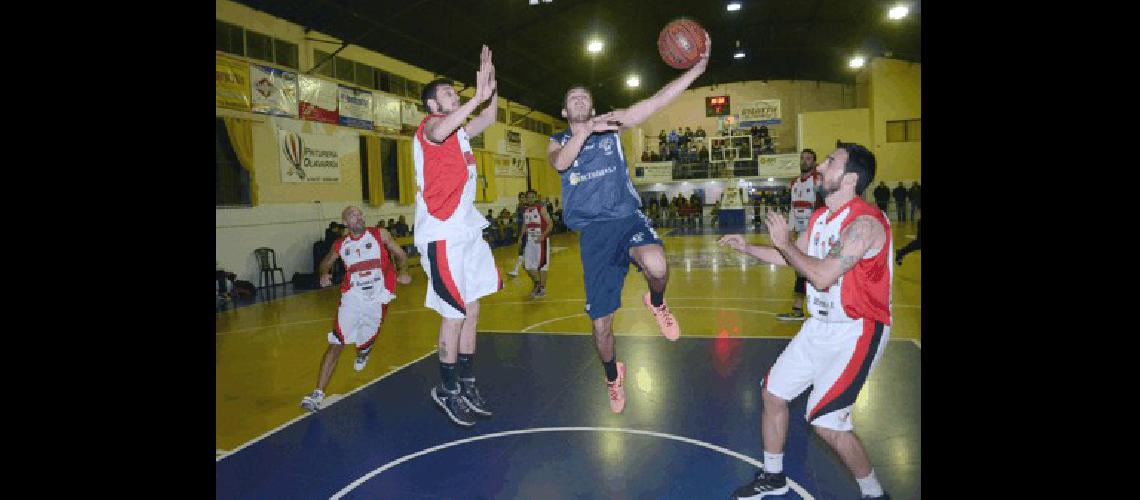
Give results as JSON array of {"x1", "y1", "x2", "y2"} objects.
[
  {"x1": 216, "y1": 0, "x2": 565, "y2": 282},
  {"x1": 630, "y1": 80, "x2": 856, "y2": 155},
  {"x1": 868, "y1": 58, "x2": 921, "y2": 183}
]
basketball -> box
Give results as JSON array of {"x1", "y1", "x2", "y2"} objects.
[{"x1": 657, "y1": 18, "x2": 708, "y2": 70}]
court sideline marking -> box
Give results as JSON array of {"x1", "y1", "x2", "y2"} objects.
[
  {"x1": 330, "y1": 426, "x2": 814, "y2": 500},
  {"x1": 216, "y1": 349, "x2": 437, "y2": 462}
]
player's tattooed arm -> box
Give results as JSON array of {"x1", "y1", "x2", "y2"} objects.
[{"x1": 776, "y1": 216, "x2": 883, "y2": 290}]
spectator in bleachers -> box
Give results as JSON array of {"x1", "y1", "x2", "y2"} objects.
[
  {"x1": 641, "y1": 150, "x2": 650, "y2": 162},
  {"x1": 659, "y1": 193, "x2": 669, "y2": 208},
  {"x1": 387, "y1": 218, "x2": 396, "y2": 230},
  {"x1": 393, "y1": 215, "x2": 409, "y2": 237},
  {"x1": 650, "y1": 151, "x2": 661, "y2": 161},
  {"x1": 908, "y1": 181, "x2": 921, "y2": 220},
  {"x1": 659, "y1": 129, "x2": 667, "y2": 145},
  {"x1": 695, "y1": 126, "x2": 706, "y2": 137},
  {"x1": 666, "y1": 202, "x2": 679, "y2": 228},
  {"x1": 497, "y1": 208, "x2": 514, "y2": 243}
]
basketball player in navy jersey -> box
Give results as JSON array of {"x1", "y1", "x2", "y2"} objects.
[{"x1": 547, "y1": 33, "x2": 710, "y2": 413}]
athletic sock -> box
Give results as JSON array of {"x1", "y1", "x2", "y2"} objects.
[
  {"x1": 650, "y1": 291, "x2": 664, "y2": 307},
  {"x1": 856, "y1": 470, "x2": 883, "y2": 497},
  {"x1": 439, "y1": 362, "x2": 458, "y2": 391},
  {"x1": 602, "y1": 357, "x2": 618, "y2": 382},
  {"x1": 763, "y1": 451, "x2": 784, "y2": 474},
  {"x1": 512, "y1": 256, "x2": 523, "y2": 271},
  {"x1": 457, "y1": 353, "x2": 474, "y2": 380}
]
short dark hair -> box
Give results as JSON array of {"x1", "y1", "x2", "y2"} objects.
[
  {"x1": 835, "y1": 141, "x2": 876, "y2": 195},
  {"x1": 526, "y1": 189, "x2": 537, "y2": 195},
  {"x1": 421, "y1": 78, "x2": 453, "y2": 113},
  {"x1": 563, "y1": 85, "x2": 591, "y2": 109},
  {"x1": 801, "y1": 148, "x2": 816, "y2": 160}
]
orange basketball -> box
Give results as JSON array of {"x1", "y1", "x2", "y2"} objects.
[{"x1": 657, "y1": 18, "x2": 708, "y2": 70}]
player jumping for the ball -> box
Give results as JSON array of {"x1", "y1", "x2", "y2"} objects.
[{"x1": 548, "y1": 32, "x2": 710, "y2": 413}]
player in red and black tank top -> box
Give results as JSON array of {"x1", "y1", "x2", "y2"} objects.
[{"x1": 719, "y1": 143, "x2": 896, "y2": 499}]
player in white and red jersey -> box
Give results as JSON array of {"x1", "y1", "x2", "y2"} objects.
[
  {"x1": 521, "y1": 189, "x2": 553, "y2": 298},
  {"x1": 777, "y1": 149, "x2": 822, "y2": 322},
  {"x1": 721, "y1": 142, "x2": 893, "y2": 500},
  {"x1": 300, "y1": 206, "x2": 411, "y2": 412},
  {"x1": 414, "y1": 45, "x2": 502, "y2": 427}
]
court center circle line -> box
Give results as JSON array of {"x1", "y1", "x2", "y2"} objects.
[
  {"x1": 330, "y1": 426, "x2": 813, "y2": 499},
  {"x1": 521, "y1": 306, "x2": 779, "y2": 333}
]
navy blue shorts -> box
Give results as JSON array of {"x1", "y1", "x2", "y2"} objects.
[{"x1": 578, "y1": 211, "x2": 664, "y2": 320}]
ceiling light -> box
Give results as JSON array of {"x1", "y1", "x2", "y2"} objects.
[
  {"x1": 727, "y1": 1, "x2": 742, "y2": 11},
  {"x1": 626, "y1": 75, "x2": 640, "y2": 88},
  {"x1": 587, "y1": 40, "x2": 604, "y2": 53},
  {"x1": 848, "y1": 55, "x2": 866, "y2": 69},
  {"x1": 888, "y1": 5, "x2": 909, "y2": 19},
  {"x1": 734, "y1": 51, "x2": 745, "y2": 59},
  {"x1": 529, "y1": 0, "x2": 538, "y2": 4}
]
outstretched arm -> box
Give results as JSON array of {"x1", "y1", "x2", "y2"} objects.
[
  {"x1": 609, "y1": 33, "x2": 711, "y2": 128},
  {"x1": 718, "y1": 230, "x2": 808, "y2": 266}
]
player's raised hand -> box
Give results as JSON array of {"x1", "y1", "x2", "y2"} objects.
[
  {"x1": 474, "y1": 45, "x2": 495, "y2": 103},
  {"x1": 588, "y1": 112, "x2": 622, "y2": 133},
  {"x1": 718, "y1": 234, "x2": 747, "y2": 252},
  {"x1": 766, "y1": 212, "x2": 790, "y2": 249}
]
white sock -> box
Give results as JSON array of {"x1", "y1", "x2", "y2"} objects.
[
  {"x1": 512, "y1": 256, "x2": 523, "y2": 271},
  {"x1": 856, "y1": 470, "x2": 883, "y2": 497},
  {"x1": 763, "y1": 451, "x2": 783, "y2": 474}
]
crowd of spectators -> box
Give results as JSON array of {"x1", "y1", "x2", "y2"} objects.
[
  {"x1": 482, "y1": 191, "x2": 565, "y2": 248},
  {"x1": 642, "y1": 191, "x2": 705, "y2": 228}
]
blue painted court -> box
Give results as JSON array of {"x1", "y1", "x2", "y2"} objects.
[{"x1": 216, "y1": 333, "x2": 920, "y2": 499}]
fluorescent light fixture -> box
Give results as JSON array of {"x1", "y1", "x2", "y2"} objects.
[
  {"x1": 587, "y1": 40, "x2": 604, "y2": 53},
  {"x1": 888, "y1": 5, "x2": 908, "y2": 19},
  {"x1": 848, "y1": 55, "x2": 866, "y2": 69},
  {"x1": 727, "y1": 1, "x2": 742, "y2": 11},
  {"x1": 734, "y1": 50, "x2": 745, "y2": 59},
  {"x1": 626, "y1": 75, "x2": 640, "y2": 87},
  {"x1": 529, "y1": 0, "x2": 538, "y2": 4}
]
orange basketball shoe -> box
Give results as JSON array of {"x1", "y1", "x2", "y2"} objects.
[
  {"x1": 644, "y1": 292, "x2": 680, "y2": 341},
  {"x1": 606, "y1": 362, "x2": 627, "y2": 413}
]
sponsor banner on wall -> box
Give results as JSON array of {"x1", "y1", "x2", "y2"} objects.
[
  {"x1": 739, "y1": 99, "x2": 782, "y2": 126},
  {"x1": 494, "y1": 155, "x2": 527, "y2": 177},
  {"x1": 632, "y1": 161, "x2": 674, "y2": 185},
  {"x1": 299, "y1": 75, "x2": 339, "y2": 124},
  {"x1": 502, "y1": 130, "x2": 523, "y2": 155},
  {"x1": 249, "y1": 64, "x2": 298, "y2": 117},
  {"x1": 756, "y1": 153, "x2": 800, "y2": 178},
  {"x1": 216, "y1": 55, "x2": 251, "y2": 110},
  {"x1": 401, "y1": 101, "x2": 425, "y2": 126},
  {"x1": 372, "y1": 93, "x2": 402, "y2": 129},
  {"x1": 337, "y1": 85, "x2": 373, "y2": 129},
  {"x1": 278, "y1": 129, "x2": 356, "y2": 183}
]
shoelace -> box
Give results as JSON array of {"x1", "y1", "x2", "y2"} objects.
[{"x1": 653, "y1": 304, "x2": 675, "y2": 327}]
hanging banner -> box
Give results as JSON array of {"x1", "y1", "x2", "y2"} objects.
[
  {"x1": 739, "y1": 99, "x2": 782, "y2": 126},
  {"x1": 215, "y1": 55, "x2": 250, "y2": 110},
  {"x1": 299, "y1": 75, "x2": 339, "y2": 124},
  {"x1": 278, "y1": 129, "x2": 356, "y2": 183},
  {"x1": 372, "y1": 93, "x2": 402, "y2": 130},
  {"x1": 249, "y1": 64, "x2": 298, "y2": 117},
  {"x1": 337, "y1": 85, "x2": 373, "y2": 129},
  {"x1": 756, "y1": 153, "x2": 800, "y2": 178},
  {"x1": 401, "y1": 101, "x2": 425, "y2": 126},
  {"x1": 494, "y1": 155, "x2": 526, "y2": 177},
  {"x1": 632, "y1": 161, "x2": 674, "y2": 185},
  {"x1": 502, "y1": 130, "x2": 523, "y2": 155}
]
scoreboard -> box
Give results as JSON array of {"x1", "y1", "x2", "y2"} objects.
[{"x1": 705, "y1": 95, "x2": 730, "y2": 117}]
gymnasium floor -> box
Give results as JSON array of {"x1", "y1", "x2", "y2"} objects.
[{"x1": 216, "y1": 221, "x2": 921, "y2": 498}]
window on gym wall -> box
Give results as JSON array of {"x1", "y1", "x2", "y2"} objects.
[
  {"x1": 216, "y1": 118, "x2": 252, "y2": 207},
  {"x1": 886, "y1": 119, "x2": 921, "y2": 142},
  {"x1": 334, "y1": 56, "x2": 355, "y2": 82},
  {"x1": 354, "y1": 61, "x2": 375, "y2": 89},
  {"x1": 274, "y1": 39, "x2": 299, "y2": 70},
  {"x1": 216, "y1": 20, "x2": 245, "y2": 56},
  {"x1": 380, "y1": 138, "x2": 399, "y2": 201},
  {"x1": 360, "y1": 135, "x2": 370, "y2": 202},
  {"x1": 245, "y1": 30, "x2": 273, "y2": 62},
  {"x1": 312, "y1": 49, "x2": 334, "y2": 77}
]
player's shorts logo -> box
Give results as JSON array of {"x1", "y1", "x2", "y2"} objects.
[{"x1": 569, "y1": 172, "x2": 581, "y2": 186}]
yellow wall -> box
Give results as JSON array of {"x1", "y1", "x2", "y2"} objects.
[
  {"x1": 216, "y1": 0, "x2": 563, "y2": 206},
  {"x1": 868, "y1": 58, "x2": 921, "y2": 182},
  {"x1": 797, "y1": 108, "x2": 872, "y2": 161}
]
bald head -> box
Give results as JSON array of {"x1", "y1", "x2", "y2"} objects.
[{"x1": 342, "y1": 206, "x2": 365, "y2": 236}]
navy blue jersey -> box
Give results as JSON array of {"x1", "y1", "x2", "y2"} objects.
[{"x1": 550, "y1": 129, "x2": 641, "y2": 231}]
